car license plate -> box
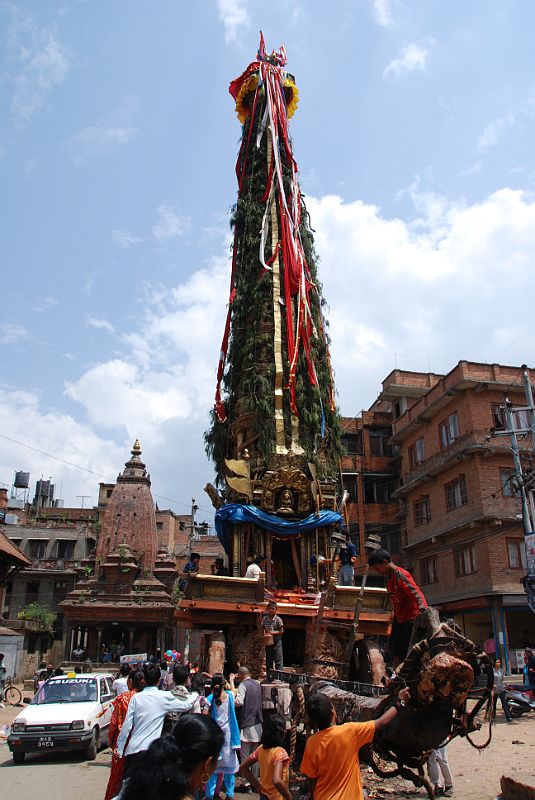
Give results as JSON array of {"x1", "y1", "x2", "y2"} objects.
[{"x1": 38, "y1": 736, "x2": 54, "y2": 748}]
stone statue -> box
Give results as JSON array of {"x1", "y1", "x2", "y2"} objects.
[{"x1": 277, "y1": 488, "x2": 295, "y2": 515}]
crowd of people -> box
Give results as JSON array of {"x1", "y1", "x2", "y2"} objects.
[
  {"x1": 23, "y1": 543, "x2": 533, "y2": 799},
  {"x1": 102, "y1": 658, "x2": 411, "y2": 800},
  {"x1": 109, "y1": 546, "x2": 533, "y2": 800}
]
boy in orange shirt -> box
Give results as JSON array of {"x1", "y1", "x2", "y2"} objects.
[{"x1": 300, "y1": 686, "x2": 410, "y2": 800}]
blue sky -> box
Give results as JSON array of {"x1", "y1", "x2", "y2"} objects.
[{"x1": 1, "y1": 0, "x2": 534, "y2": 518}]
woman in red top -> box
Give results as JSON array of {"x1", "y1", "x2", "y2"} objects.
[
  {"x1": 368, "y1": 549, "x2": 428, "y2": 667},
  {"x1": 104, "y1": 669, "x2": 145, "y2": 800}
]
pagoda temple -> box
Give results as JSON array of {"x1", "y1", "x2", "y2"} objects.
[{"x1": 61, "y1": 441, "x2": 178, "y2": 661}]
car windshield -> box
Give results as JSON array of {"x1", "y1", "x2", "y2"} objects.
[{"x1": 31, "y1": 678, "x2": 98, "y2": 705}]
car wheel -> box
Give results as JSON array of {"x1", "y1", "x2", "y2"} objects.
[
  {"x1": 85, "y1": 727, "x2": 100, "y2": 760},
  {"x1": 12, "y1": 752, "x2": 25, "y2": 764}
]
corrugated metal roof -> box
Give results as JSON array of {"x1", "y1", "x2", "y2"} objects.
[{"x1": 0, "y1": 529, "x2": 31, "y2": 565}]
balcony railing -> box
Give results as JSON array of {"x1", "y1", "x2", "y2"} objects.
[
  {"x1": 396, "y1": 429, "x2": 524, "y2": 496},
  {"x1": 28, "y1": 558, "x2": 79, "y2": 571}
]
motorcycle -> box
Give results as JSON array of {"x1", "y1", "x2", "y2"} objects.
[{"x1": 504, "y1": 685, "x2": 535, "y2": 718}]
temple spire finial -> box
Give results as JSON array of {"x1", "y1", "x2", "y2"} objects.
[{"x1": 131, "y1": 439, "x2": 142, "y2": 456}]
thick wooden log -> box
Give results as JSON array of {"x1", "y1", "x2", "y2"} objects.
[
  {"x1": 310, "y1": 681, "x2": 383, "y2": 722},
  {"x1": 227, "y1": 624, "x2": 266, "y2": 679},
  {"x1": 206, "y1": 632, "x2": 226, "y2": 675},
  {"x1": 501, "y1": 775, "x2": 535, "y2": 800}
]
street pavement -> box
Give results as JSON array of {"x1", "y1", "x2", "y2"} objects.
[
  {"x1": 2, "y1": 689, "x2": 534, "y2": 800},
  {"x1": 0, "y1": 742, "x2": 111, "y2": 799},
  {"x1": 0, "y1": 696, "x2": 261, "y2": 799}
]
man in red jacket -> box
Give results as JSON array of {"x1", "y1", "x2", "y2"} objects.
[{"x1": 368, "y1": 549, "x2": 428, "y2": 667}]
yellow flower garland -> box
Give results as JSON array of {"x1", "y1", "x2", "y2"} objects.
[
  {"x1": 234, "y1": 73, "x2": 299, "y2": 123},
  {"x1": 284, "y1": 78, "x2": 299, "y2": 119}
]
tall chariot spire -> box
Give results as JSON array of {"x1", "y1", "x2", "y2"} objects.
[{"x1": 205, "y1": 34, "x2": 341, "y2": 487}]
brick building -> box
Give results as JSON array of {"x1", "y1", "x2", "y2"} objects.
[
  {"x1": 340, "y1": 409, "x2": 402, "y2": 566},
  {"x1": 0, "y1": 499, "x2": 98, "y2": 674},
  {"x1": 384, "y1": 361, "x2": 534, "y2": 670}
]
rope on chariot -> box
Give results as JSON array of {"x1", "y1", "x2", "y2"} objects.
[{"x1": 289, "y1": 684, "x2": 306, "y2": 766}]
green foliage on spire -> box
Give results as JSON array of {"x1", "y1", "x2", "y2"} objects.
[{"x1": 205, "y1": 94, "x2": 342, "y2": 485}]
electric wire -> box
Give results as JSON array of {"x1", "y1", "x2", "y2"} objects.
[{"x1": 0, "y1": 431, "x2": 215, "y2": 516}]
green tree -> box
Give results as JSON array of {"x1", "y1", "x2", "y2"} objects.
[{"x1": 17, "y1": 603, "x2": 57, "y2": 631}]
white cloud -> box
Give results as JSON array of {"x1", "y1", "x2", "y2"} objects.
[
  {"x1": 477, "y1": 91, "x2": 535, "y2": 154},
  {"x1": 371, "y1": 0, "x2": 393, "y2": 27},
  {"x1": 112, "y1": 228, "x2": 143, "y2": 248},
  {"x1": 68, "y1": 124, "x2": 135, "y2": 164},
  {"x1": 217, "y1": 0, "x2": 250, "y2": 43},
  {"x1": 86, "y1": 316, "x2": 116, "y2": 334},
  {"x1": 32, "y1": 295, "x2": 58, "y2": 313},
  {"x1": 5, "y1": 185, "x2": 535, "y2": 513},
  {"x1": 0, "y1": 386, "x2": 122, "y2": 507},
  {"x1": 383, "y1": 41, "x2": 432, "y2": 79},
  {"x1": 152, "y1": 205, "x2": 190, "y2": 241},
  {"x1": 83, "y1": 274, "x2": 95, "y2": 295},
  {"x1": 6, "y1": 9, "x2": 71, "y2": 123},
  {"x1": 67, "y1": 96, "x2": 137, "y2": 164},
  {"x1": 0, "y1": 324, "x2": 30, "y2": 345},
  {"x1": 306, "y1": 187, "x2": 535, "y2": 407},
  {"x1": 65, "y1": 254, "x2": 228, "y2": 442}
]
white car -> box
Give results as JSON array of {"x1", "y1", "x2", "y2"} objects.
[{"x1": 8, "y1": 672, "x2": 115, "y2": 763}]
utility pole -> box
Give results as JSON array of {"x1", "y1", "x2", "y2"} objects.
[
  {"x1": 182, "y1": 498, "x2": 199, "y2": 664},
  {"x1": 492, "y1": 365, "x2": 535, "y2": 613},
  {"x1": 76, "y1": 495, "x2": 91, "y2": 509}
]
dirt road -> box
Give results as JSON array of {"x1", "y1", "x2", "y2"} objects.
[
  {"x1": 1, "y1": 696, "x2": 533, "y2": 799},
  {"x1": 365, "y1": 712, "x2": 534, "y2": 800}
]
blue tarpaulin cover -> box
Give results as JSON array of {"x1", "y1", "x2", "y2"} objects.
[{"x1": 214, "y1": 503, "x2": 342, "y2": 555}]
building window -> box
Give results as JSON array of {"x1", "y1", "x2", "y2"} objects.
[
  {"x1": 363, "y1": 475, "x2": 395, "y2": 503},
  {"x1": 369, "y1": 428, "x2": 392, "y2": 457},
  {"x1": 394, "y1": 398, "x2": 408, "y2": 419},
  {"x1": 341, "y1": 432, "x2": 364, "y2": 455},
  {"x1": 381, "y1": 527, "x2": 401, "y2": 554},
  {"x1": 86, "y1": 538, "x2": 96, "y2": 556},
  {"x1": 25, "y1": 580, "x2": 40, "y2": 604},
  {"x1": 491, "y1": 403, "x2": 506, "y2": 431},
  {"x1": 27, "y1": 540, "x2": 47, "y2": 559},
  {"x1": 156, "y1": 522, "x2": 163, "y2": 530},
  {"x1": 491, "y1": 403, "x2": 530, "y2": 433},
  {"x1": 413, "y1": 495, "x2": 431, "y2": 526},
  {"x1": 106, "y1": 489, "x2": 113, "y2": 498},
  {"x1": 53, "y1": 581, "x2": 67, "y2": 604},
  {"x1": 342, "y1": 474, "x2": 358, "y2": 503},
  {"x1": 53, "y1": 613, "x2": 64, "y2": 641},
  {"x1": 408, "y1": 437, "x2": 426, "y2": 469},
  {"x1": 454, "y1": 543, "x2": 477, "y2": 577},
  {"x1": 514, "y1": 408, "x2": 530, "y2": 431},
  {"x1": 56, "y1": 540, "x2": 75, "y2": 559},
  {"x1": 507, "y1": 539, "x2": 527, "y2": 570},
  {"x1": 420, "y1": 556, "x2": 438, "y2": 585},
  {"x1": 445, "y1": 474, "x2": 467, "y2": 512},
  {"x1": 500, "y1": 468, "x2": 517, "y2": 497},
  {"x1": 439, "y1": 413, "x2": 459, "y2": 449}
]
